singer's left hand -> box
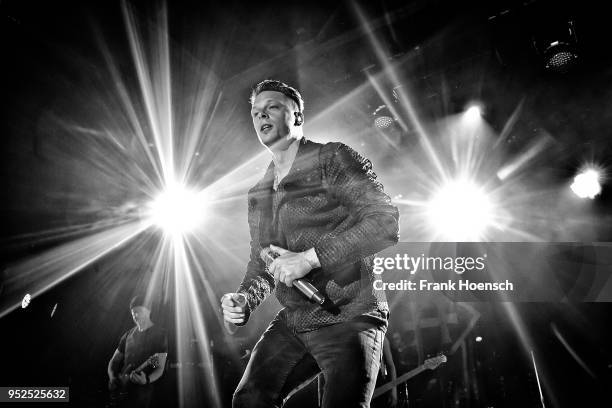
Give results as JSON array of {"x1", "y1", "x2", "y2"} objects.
[{"x1": 269, "y1": 245, "x2": 314, "y2": 287}]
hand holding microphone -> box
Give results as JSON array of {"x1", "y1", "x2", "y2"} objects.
[
  {"x1": 221, "y1": 246, "x2": 325, "y2": 334},
  {"x1": 261, "y1": 245, "x2": 325, "y2": 305}
]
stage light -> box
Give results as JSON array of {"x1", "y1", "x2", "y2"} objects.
[
  {"x1": 21, "y1": 294, "x2": 31, "y2": 309},
  {"x1": 464, "y1": 105, "x2": 483, "y2": 125},
  {"x1": 374, "y1": 115, "x2": 394, "y2": 129},
  {"x1": 570, "y1": 169, "x2": 601, "y2": 199},
  {"x1": 426, "y1": 178, "x2": 494, "y2": 241},
  {"x1": 543, "y1": 41, "x2": 578, "y2": 73},
  {"x1": 475, "y1": 336, "x2": 483, "y2": 342},
  {"x1": 532, "y1": 18, "x2": 580, "y2": 74},
  {"x1": 372, "y1": 104, "x2": 396, "y2": 129},
  {"x1": 149, "y1": 183, "x2": 206, "y2": 235}
]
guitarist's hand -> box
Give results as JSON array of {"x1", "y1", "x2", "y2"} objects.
[
  {"x1": 388, "y1": 388, "x2": 398, "y2": 408},
  {"x1": 108, "y1": 377, "x2": 119, "y2": 391},
  {"x1": 130, "y1": 372, "x2": 147, "y2": 385}
]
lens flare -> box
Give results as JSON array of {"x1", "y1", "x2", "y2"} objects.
[
  {"x1": 426, "y1": 178, "x2": 493, "y2": 241},
  {"x1": 149, "y1": 183, "x2": 206, "y2": 235},
  {"x1": 570, "y1": 169, "x2": 601, "y2": 199}
]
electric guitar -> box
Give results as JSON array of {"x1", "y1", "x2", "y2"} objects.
[
  {"x1": 107, "y1": 354, "x2": 159, "y2": 407},
  {"x1": 372, "y1": 355, "x2": 447, "y2": 399}
]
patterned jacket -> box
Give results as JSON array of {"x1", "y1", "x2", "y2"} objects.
[{"x1": 237, "y1": 139, "x2": 399, "y2": 332}]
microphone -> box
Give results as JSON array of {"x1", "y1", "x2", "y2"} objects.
[{"x1": 260, "y1": 247, "x2": 325, "y2": 305}]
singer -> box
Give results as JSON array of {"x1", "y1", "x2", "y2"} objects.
[{"x1": 220, "y1": 80, "x2": 400, "y2": 408}]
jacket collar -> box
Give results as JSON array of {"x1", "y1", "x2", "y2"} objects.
[{"x1": 252, "y1": 138, "x2": 320, "y2": 196}]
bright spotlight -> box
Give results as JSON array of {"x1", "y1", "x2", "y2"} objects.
[
  {"x1": 426, "y1": 178, "x2": 494, "y2": 241},
  {"x1": 464, "y1": 105, "x2": 482, "y2": 124},
  {"x1": 149, "y1": 183, "x2": 206, "y2": 235},
  {"x1": 22, "y1": 293, "x2": 31, "y2": 309},
  {"x1": 475, "y1": 336, "x2": 483, "y2": 342},
  {"x1": 570, "y1": 169, "x2": 601, "y2": 199}
]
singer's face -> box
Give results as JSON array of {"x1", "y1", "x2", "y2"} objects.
[{"x1": 251, "y1": 91, "x2": 296, "y2": 147}]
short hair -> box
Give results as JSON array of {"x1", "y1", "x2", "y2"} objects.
[
  {"x1": 129, "y1": 295, "x2": 149, "y2": 310},
  {"x1": 250, "y1": 79, "x2": 304, "y2": 112}
]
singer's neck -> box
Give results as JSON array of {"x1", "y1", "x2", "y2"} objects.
[
  {"x1": 271, "y1": 139, "x2": 299, "y2": 189},
  {"x1": 274, "y1": 139, "x2": 299, "y2": 166}
]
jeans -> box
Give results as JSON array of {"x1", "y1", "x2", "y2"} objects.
[{"x1": 233, "y1": 316, "x2": 387, "y2": 408}]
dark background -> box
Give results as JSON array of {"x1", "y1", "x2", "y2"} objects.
[{"x1": 1, "y1": 0, "x2": 612, "y2": 407}]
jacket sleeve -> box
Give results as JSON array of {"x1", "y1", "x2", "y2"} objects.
[
  {"x1": 235, "y1": 192, "x2": 276, "y2": 324},
  {"x1": 314, "y1": 142, "x2": 400, "y2": 271}
]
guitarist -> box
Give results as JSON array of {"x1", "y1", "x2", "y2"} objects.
[{"x1": 107, "y1": 296, "x2": 168, "y2": 407}]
